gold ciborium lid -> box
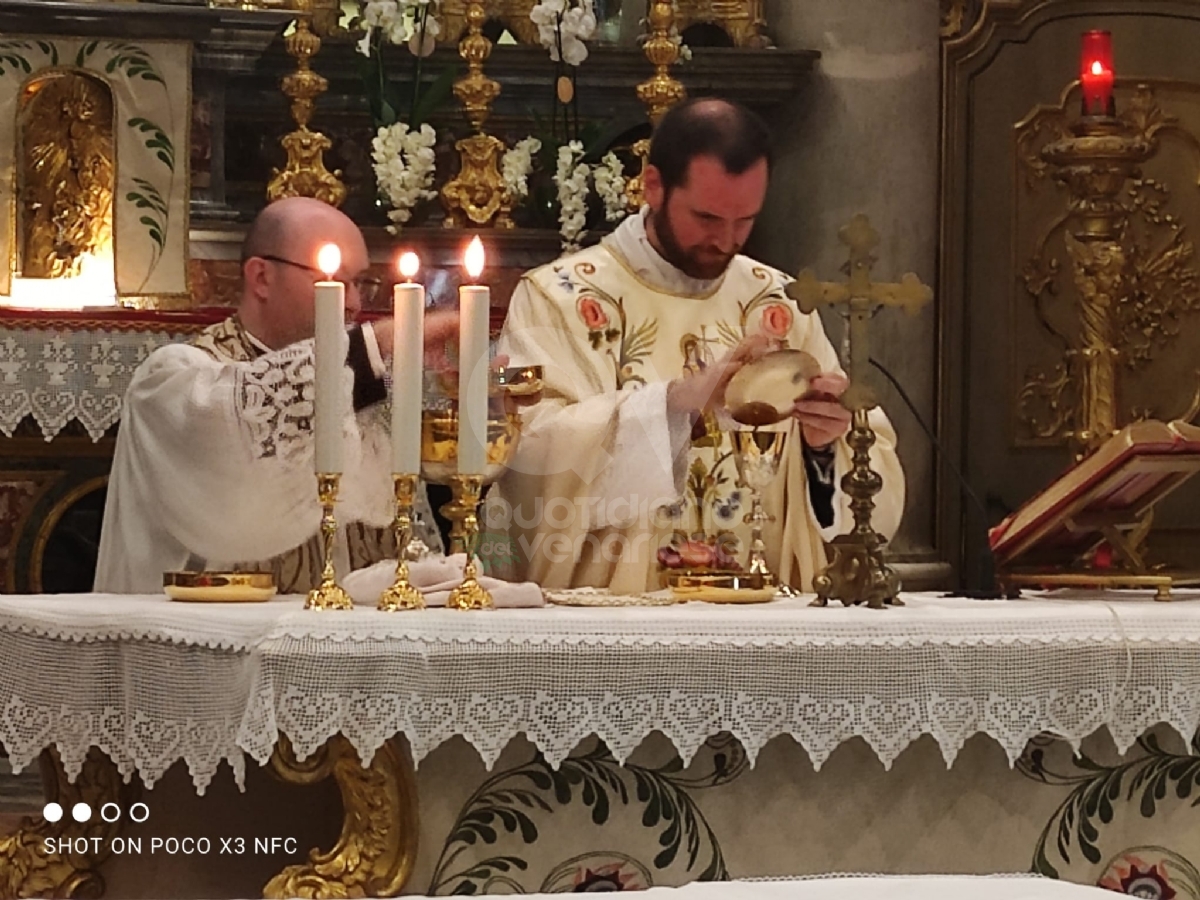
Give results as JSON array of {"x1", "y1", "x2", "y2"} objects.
[
  {"x1": 435, "y1": 364, "x2": 544, "y2": 400},
  {"x1": 420, "y1": 411, "x2": 521, "y2": 486}
]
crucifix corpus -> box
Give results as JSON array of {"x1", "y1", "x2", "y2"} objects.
[{"x1": 785, "y1": 214, "x2": 931, "y2": 609}]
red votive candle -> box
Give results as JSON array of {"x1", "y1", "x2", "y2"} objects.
[{"x1": 1080, "y1": 30, "x2": 1115, "y2": 117}]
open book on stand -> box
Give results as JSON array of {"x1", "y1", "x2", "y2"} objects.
[{"x1": 988, "y1": 419, "x2": 1200, "y2": 599}]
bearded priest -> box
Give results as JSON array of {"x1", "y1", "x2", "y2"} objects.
[{"x1": 493, "y1": 98, "x2": 905, "y2": 594}]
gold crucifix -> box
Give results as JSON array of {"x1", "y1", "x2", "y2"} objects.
[{"x1": 785, "y1": 214, "x2": 932, "y2": 609}]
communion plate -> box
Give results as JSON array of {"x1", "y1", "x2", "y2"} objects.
[
  {"x1": 163, "y1": 572, "x2": 276, "y2": 603},
  {"x1": 667, "y1": 571, "x2": 779, "y2": 604},
  {"x1": 725, "y1": 349, "x2": 821, "y2": 426}
]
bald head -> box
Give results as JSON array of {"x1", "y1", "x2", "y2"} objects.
[
  {"x1": 648, "y1": 98, "x2": 772, "y2": 192},
  {"x1": 239, "y1": 197, "x2": 371, "y2": 349}
]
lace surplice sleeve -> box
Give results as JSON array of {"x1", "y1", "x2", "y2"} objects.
[{"x1": 118, "y1": 339, "x2": 392, "y2": 565}]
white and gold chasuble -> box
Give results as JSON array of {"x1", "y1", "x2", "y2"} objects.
[{"x1": 495, "y1": 237, "x2": 905, "y2": 594}]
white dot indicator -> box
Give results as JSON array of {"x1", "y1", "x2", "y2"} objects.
[
  {"x1": 43, "y1": 802, "x2": 63, "y2": 823},
  {"x1": 71, "y1": 802, "x2": 92, "y2": 823}
]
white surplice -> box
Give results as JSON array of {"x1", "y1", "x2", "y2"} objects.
[
  {"x1": 493, "y1": 210, "x2": 905, "y2": 594},
  {"x1": 95, "y1": 316, "x2": 440, "y2": 594}
]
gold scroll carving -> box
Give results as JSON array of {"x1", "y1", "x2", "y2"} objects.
[
  {"x1": 1015, "y1": 83, "x2": 1200, "y2": 452},
  {"x1": 264, "y1": 734, "x2": 418, "y2": 899},
  {"x1": 0, "y1": 748, "x2": 126, "y2": 900}
]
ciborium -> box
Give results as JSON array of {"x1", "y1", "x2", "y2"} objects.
[{"x1": 731, "y1": 427, "x2": 787, "y2": 584}]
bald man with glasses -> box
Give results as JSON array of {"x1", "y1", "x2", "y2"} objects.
[{"x1": 96, "y1": 197, "x2": 454, "y2": 594}]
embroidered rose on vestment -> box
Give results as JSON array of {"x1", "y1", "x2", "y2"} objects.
[
  {"x1": 577, "y1": 296, "x2": 609, "y2": 330},
  {"x1": 760, "y1": 302, "x2": 793, "y2": 338}
]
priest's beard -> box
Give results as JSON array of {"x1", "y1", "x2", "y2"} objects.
[{"x1": 648, "y1": 202, "x2": 737, "y2": 281}]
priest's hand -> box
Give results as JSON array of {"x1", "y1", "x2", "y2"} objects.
[
  {"x1": 666, "y1": 334, "x2": 776, "y2": 416},
  {"x1": 792, "y1": 372, "x2": 852, "y2": 449}
]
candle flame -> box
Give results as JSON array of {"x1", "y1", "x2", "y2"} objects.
[
  {"x1": 1090, "y1": 60, "x2": 1104, "y2": 75},
  {"x1": 399, "y1": 251, "x2": 420, "y2": 280},
  {"x1": 316, "y1": 243, "x2": 341, "y2": 278},
  {"x1": 464, "y1": 236, "x2": 485, "y2": 280}
]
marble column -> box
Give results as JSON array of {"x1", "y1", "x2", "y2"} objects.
[{"x1": 752, "y1": 0, "x2": 943, "y2": 582}]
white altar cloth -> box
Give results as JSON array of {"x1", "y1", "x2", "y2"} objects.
[
  {"x1": 2, "y1": 591, "x2": 1199, "y2": 794},
  {"x1": 398, "y1": 875, "x2": 1112, "y2": 900}
]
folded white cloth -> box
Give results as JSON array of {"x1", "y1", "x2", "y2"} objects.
[{"x1": 343, "y1": 553, "x2": 544, "y2": 608}]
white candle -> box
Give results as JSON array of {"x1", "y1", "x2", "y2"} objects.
[
  {"x1": 392, "y1": 252, "x2": 424, "y2": 474},
  {"x1": 313, "y1": 243, "x2": 345, "y2": 474},
  {"x1": 458, "y1": 236, "x2": 489, "y2": 475}
]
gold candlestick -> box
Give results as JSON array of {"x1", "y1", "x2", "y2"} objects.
[
  {"x1": 378, "y1": 474, "x2": 425, "y2": 611},
  {"x1": 446, "y1": 474, "x2": 493, "y2": 610},
  {"x1": 306, "y1": 473, "x2": 353, "y2": 610}
]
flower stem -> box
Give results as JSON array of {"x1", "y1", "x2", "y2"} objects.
[{"x1": 410, "y1": 7, "x2": 428, "y2": 125}]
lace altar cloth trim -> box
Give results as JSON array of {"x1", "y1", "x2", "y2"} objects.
[
  {"x1": 3, "y1": 591, "x2": 1200, "y2": 793},
  {"x1": 0, "y1": 327, "x2": 188, "y2": 440}
]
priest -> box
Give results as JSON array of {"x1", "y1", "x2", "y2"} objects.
[
  {"x1": 95, "y1": 197, "x2": 450, "y2": 594},
  {"x1": 493, "y1": 99, "x2": 905, "y2": 593}
]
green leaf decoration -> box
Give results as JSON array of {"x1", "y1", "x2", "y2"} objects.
[
  {"x1": 128, "y1": 117, "x2": 175, "y2": 172},
  {"x1": 0, "y1": 43, "x2": 32, "y2": 77},
  {"x1": 75, "y1": 40, "x2": 100, "y2": 67},
  {"x1": 429, "y1": 741, "x2": 731, "y2": 895},
  {"x1": 103, "y1": 42, "x2": 165, "y2": 85},
  {"x1": 35, "y1": 41, "x2": 58, "y2": 66}
]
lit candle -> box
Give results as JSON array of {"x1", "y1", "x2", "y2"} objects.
[
  {"x1": 458, "y1": 236, "x2": 490, "y2": 475},
  {"x1": 313, "y1": 243, "x2": 345, "y2": 474},
  {"x1": 1080, "y1": 30, "x2": 1114, "y2": 117},
  {"x1": 392, "y1": 251, "x2": 424, "y2": 474}
]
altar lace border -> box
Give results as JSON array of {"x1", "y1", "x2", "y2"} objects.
[{"x1": 3, "y1": 594, "x2": 1200, "y2": 793}]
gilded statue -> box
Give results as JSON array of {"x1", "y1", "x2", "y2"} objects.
[{"x1": 19, "y1": 72, "x2": 115, "y2": 279}]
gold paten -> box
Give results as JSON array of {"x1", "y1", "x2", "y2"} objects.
[
  {"x1": 18, "y1": 71, "x2": 114, "y2": 279},
  {"x1": 266, "y1": 15, "x2": 347, "y2": 207},
  {"x1": 164, "y1": 571, "x2": 276, "y2": 602},
  {"x1": 787, "y1": 215, "x2": 932, "y2": 609},
  {"x1": 264, "y1": 734, "x2": 418, "y2": 899},
  {"x1": 440, "y1": 0, "x2": 509, "y2": 228},
  {"x1": 378, "y1": 473, "x2": 425, "y2": 611},
  {"x1": 0, "y1": 748, "x2": 125, "y2": 899},
  {"x1": 667, "y1": 569, "x2": 776, "y2": 603},
  {"x1": 305, "y1": 473, "x2": 353, "y2": 610},
  {"x1": 626, "y1": 0, "x2": 687, "y2": 212},
  {"x1": 446, "y1": 474, "x2": 494, "y2": 609}
]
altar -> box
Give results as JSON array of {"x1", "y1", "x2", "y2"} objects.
[{"x1": 3, "y1": 589, "x2": 1200, "y2": 898}]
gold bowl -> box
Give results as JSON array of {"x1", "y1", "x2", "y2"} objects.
[
  {"x1": 420, "y1": 412, "x2": 521, "y2": 485},
  {"x1": 666, "y1": 570, "x2": 778, "y2": 604},
  {"x1": 163, "y1": 571, "x2": 276, "y2": 603}
]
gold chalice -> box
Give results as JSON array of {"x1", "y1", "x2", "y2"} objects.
[{"x1": 731, "y1": 427, "x2": 788, "y2": 584}]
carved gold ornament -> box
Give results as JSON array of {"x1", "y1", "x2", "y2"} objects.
[
  {"x1": 440, "y1": 0, "x2": 509, "y2": 227},
  {"x1": 266, "y1": 15, "x2": 347, "y2": 207},
  {"x1": 264, "y1": 735, "x2": 418, "y2": 898},
  {"x1": 0, "y1": 748, "x2": 126, "y2": 900},
  {"x1": 1017, "y1": 84, "x2": 1200, "y2": 454},
  {"x1": 18, "y1": 72, "x2": 114, "y2": 280},
  {"x1": 626, "y1": 0, "x2": 687, "y2": 212}
]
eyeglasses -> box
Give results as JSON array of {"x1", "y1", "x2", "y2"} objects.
[{"x1": 255, "y1": 254, "x2": 382, "y2": 304}]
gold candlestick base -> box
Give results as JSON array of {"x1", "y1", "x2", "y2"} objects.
[
  {"x1": 379, "y1": 474, "x2": 425, "y2": 611},
  {"x1": 306, "y1": 473, "x2": 353, "y2": 611},
  {"x1": 446, "y1": 474, "x2": 493, "y2": 610}
]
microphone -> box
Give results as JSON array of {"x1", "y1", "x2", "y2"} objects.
[{"x1": 868, "y1": 358, "x2": 1013, "y2": 599}]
